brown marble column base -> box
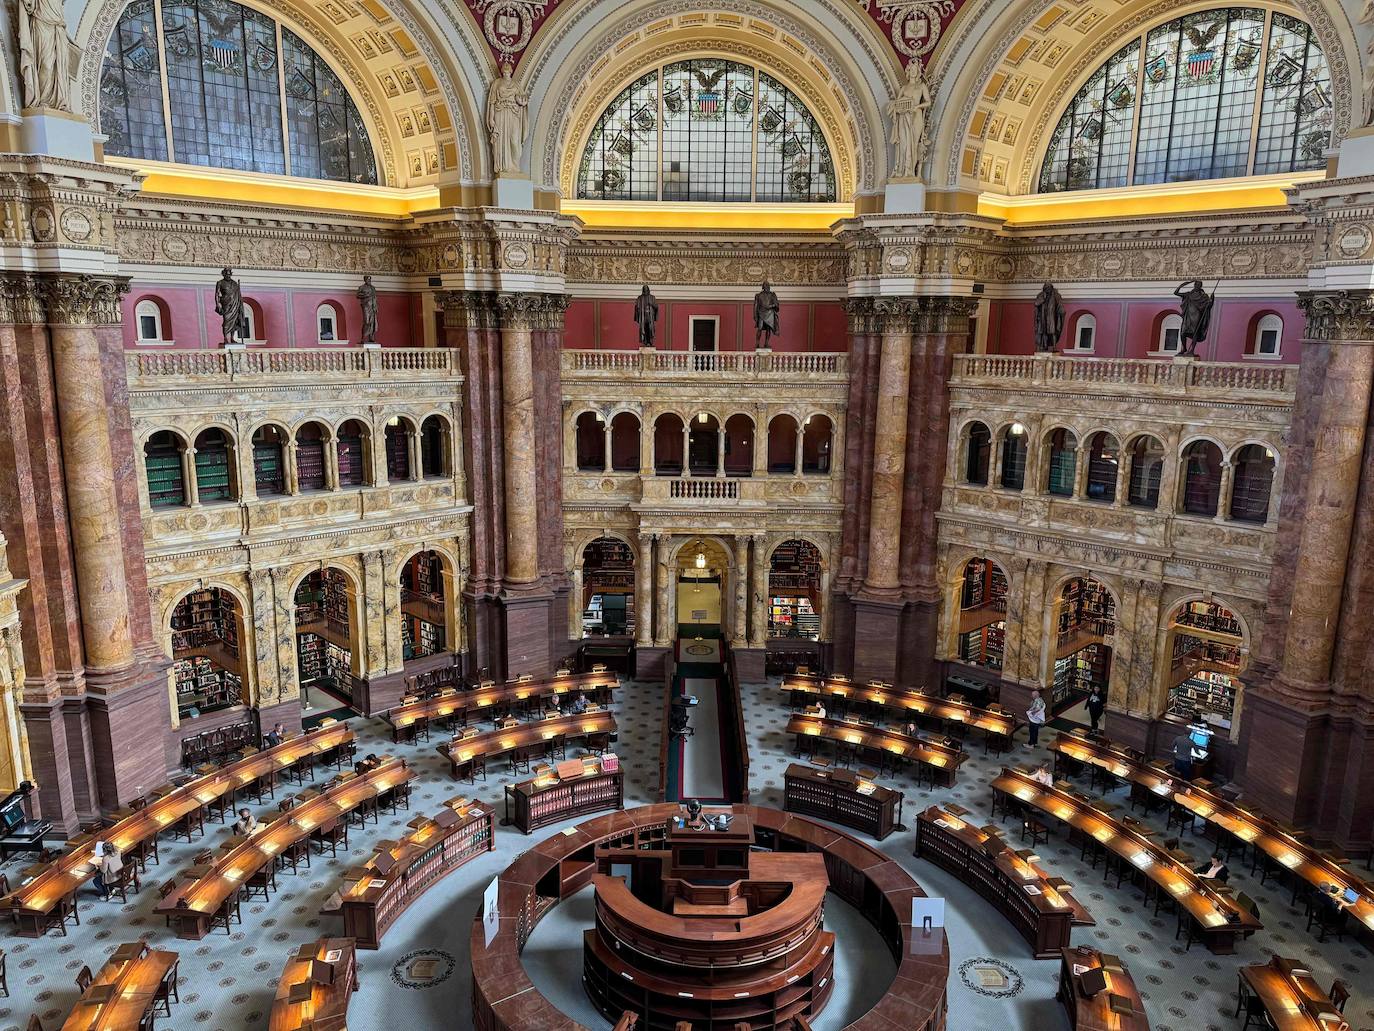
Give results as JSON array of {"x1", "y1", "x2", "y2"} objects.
[
  {"x1": 255, "y1": 697, "x2": 304, "y2": 736},
  {"x1": 732, "y1": 647, "x2": 766, "y2": 684},
  {"x1": 851, "y1": 597, "x2": 905, "y2": 683},
  {"x1": 634, "y1": 645, "x2": 669, "y2": 681},
  {"x1": 1238, "y1": 688, "x2": 1330, "y2": 831},
  {"x1": 548, "y1": 579, "x2": 572, "y2": 668},
  {"x1": 828, "y1": 592, "x2": 856, "y2": 674},
  {"x1": 502, "y1": 587, "x2": 556, "y2": 677},
  {"x1": 357, "y1": 651, "x2": 464, "y2": 716},
  {"x1": 465, "y1": 589, "x2": 502, "y2": 678},
  {"x1": 896, "y1": 598, "x2": 939, "y2": 691},
  {"x1": 84, "y1": 658, "x2": 173, "y2": 810},
  {"x1": 18, "y1": 690, "x2": 89, "y2": 834}
]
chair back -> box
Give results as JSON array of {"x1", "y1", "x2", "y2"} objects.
[
  {"x1": 75, "y1": 964, "x2": 93, "y2": 992},
  {"x1": 158, "y1": 880, "x2": 178, "y2": 898},
  {"x1": 1331, "y1": 979, "x2": 1351, "y2": 1012},
  {"x1": 25, "y1": 1015, "x2": 43, "y2": 1031},
  {"x1": 1235, "y1": 891, "x2": 1259, "y2": 918}
]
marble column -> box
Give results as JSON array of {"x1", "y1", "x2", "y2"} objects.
[
  {"x1": 496, "y1": 293, "x2": 542, "y2": 587},
  {"x1": 717, "y1": 428, "x2": 726, "y2": 478},
  {"x1": 182, "y1": 447, "x2": 200, "y2": 507},
  {"x1": 748, "y1": 534, "x2": 768, "y2": 648},
  {"x1": 324, "y1": 434, "x2": 340, "y2": 491},
  {"x1": 569, "y1": 566, "x2": 584, "y2": 640},
  {"x1": 753, "y1": 406, "x2": 769, "y2": 476},
  {"x1": 1213, "y1": 461, "x2": 1235, "y2": 523},
  {"x1": 732, "y1": 536, "x2": 749, "y2": 646},
  {"x1": 603, "y1": 421, "x2": 614, "y2": 472},
  {"x1": 407, "y1": 426, "x2": 421, "y2": 481},
  {"x1": 636, "y1": 535, "x2": 654, "y2": 647},
  {"x1": 284, "y1": 441, "x2": 300, "y2": 495},
  {"x1": 654, "y1": 540, "x2": 671, "y2": 646},
  {"x1": 862, "y1": 299, "x2": 915, "y2": 596},
  {"x1": 1112, "y1": 451, "x2": 1130, "y2": 508},
  {"x1": 681, "y1": 423, "x2": 692, "y2": 477},
  {"x1": 1071, "y1": 446, "x2": 1089, "y2": 499}
]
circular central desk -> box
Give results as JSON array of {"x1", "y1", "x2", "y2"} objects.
[{"x1": 469, "y1": 803, "x2": 949, "y2": 1031}]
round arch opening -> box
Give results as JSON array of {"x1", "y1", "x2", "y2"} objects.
[
  {"x1": 1166, "y1": 598, "x2": 1246, "y2": 738},
  {"x1": 400, "y1": 550, "x2": 448, "y2": 662},
  {"x1": 581, "y1": 537, "x2": 636, "y2": 638},
  {"x1": 955, "y1": 558, "x2": 1007, "y2": 671},
  {"x1": 676, "y1": 537, "x2": 730, "y2": 637},
  {"x1": 170, "y1": 586, "x2": 245, "y2": 720},
  {"x1": 1051, "y1": 575, "x2": 1116, "y2": 714},
  {"x1": 293, "y1": 567, "x2": 358, "y2": 712},
  {"x1": 768, "y1": 539, "x2": 821, "y2": 641}
]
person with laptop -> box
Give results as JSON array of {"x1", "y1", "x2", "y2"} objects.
[{"x1": 1194, "y1": 851, "x2": 1229, "y2": 883}]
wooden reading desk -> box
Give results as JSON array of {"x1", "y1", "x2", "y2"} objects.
[
  {"x1": 786, "y1": 714, "x2": 969, "y2": 786},
  {"x1": 436, "y1": 711, "x2": 618, "y2": 781},
  {"x1": 783, "y1": 764, "x2": 903, "y2": 840},
  {"x1": 783, "y1": 674, "x2": 1018, "y2": 747},
  {"x1": 340, "y1": 796, "x2": 495, "y2": 948},
  {"x1": 505, "y1": 756, "x2": 624, "y2": 833},
  {"x1": 2, "y1": 723, "x2": 354, "y2": 936},
  {"x1": 269, "y1": 937, "x2": 358, "y2": 1031},
  {"x1": 991, "y1": 766, "x2": 1260, "y2": 953},
  {"x1": 1238, "y1": 956, "x2": 1349, "y2": 1031},
  {"x1": 386, "y1": 669, "x2": 619, "y2": 741},
  {"x1": 158, "y1": 758, "x2": 414, "y2": 939},
  {"x1": 1057, "y1": 946, "x2": 1149, "y2": 1030},
  {"x1": 61, "y1": 941, "x2": 179, "y2": 1031},
  {"x1": 1053, "y1": 732, "x2": 1374, "y2": 934},
  {"x1": 916, "y1": 804, "x2": 1092, "y2": 957}
]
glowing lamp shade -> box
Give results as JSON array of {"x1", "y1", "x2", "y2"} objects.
[
  {"x1": 1010, "y1": 423, "x2": 1025, "y2": 436},
  {"x1": 695, "y1": 551, "x2": 706, "y2": 569}
]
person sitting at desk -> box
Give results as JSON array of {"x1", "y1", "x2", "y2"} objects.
[
  {"x1": 813, "y1": 702, "x2": 827, "y2": 720},
  {"x1": 92, "y1": 839, "x2": 123, "y2": 900},
  {"x1": 1195, "y1": 851, "x2": 1229, "y2": 883},
  {"x1": 566, "y1": 692, "x2": 589, "y2": 715},
  {"x1": 1172, "y1": 732, "x2": 1197, "y2": 780},
  {"x1": 263, "y1": 722, "x2": 286, "y2": 747},
  {"x1": 1321, "y1": 881, "x2": 1361, "y2": 907},
  {"x1": 354, "y1": 753, "x2": 383, "y2": 776},
  {"x1": 1030, "y1": 763, "x2": 1053, "y2": 786},
  {"x1": 233, "y1": 808, "x2": 261, "y2": 836}
]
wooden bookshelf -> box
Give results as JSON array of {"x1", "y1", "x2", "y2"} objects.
[
  {"x1": 915, "y1": 804, "x2": 1092, "y2": 957},
  {"x1": 784, "y1": 764, "x2": 901, "y2": 840},
  {"x1": 339, "y1": 798, "x2": 495, "y2": 948},
  {"x1": 505, "y1": 759, "x2": 623, "y2": 833},
  {"x1": 145, "y1": 437, "x2": 183, "y2": 507}
]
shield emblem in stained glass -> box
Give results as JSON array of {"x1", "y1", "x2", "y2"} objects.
[
  {"x1": 663, "y1": 85, "x2": 683, "y2": 114},
  {"x1": 1232, "y1": 38, "x2": 1260, "y2": 71},
  {"x1": 1145, "y1": 54, "x2": 1169, "y2": 83},
  {"x1": 287, "y1": 68, "x2": 313, "y2": 99},
  {"x1": 1184, "y1": 49, "x2": 1214, "y2": 81},
  {"x1": 163, "y1": 23, "x2": 194, "y2": 58},
  {"x1": 126, "y1": 41, "x2": 158, "y2": 74},
  {"x1": 208, "y1": 38, "x2": 239, "y2": 71},
  {"x1": 1076, "y1": 115, "x2": 1102, "y2": 142},
  {"x1": 1298, "y1": 83, "x2": 1331, "y2": 116},
  {"x1": 253, "y1": 42, "x2": 276, "y2": 72},
  {"x1": 695, "y1": 90, "x2": 721, "y2": 115},
  {"x1": 1106, "y1": 79, "x2": 1133, "y2": 109},
  {"x1": 1267, "y1": 52, "x2": 1301, "y2": 86}
]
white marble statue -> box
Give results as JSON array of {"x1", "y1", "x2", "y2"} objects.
[
  {"x1": 486, "y1": 63, "x2": 529, "y2": 176},
  {"x1": 887, "y1": 59, "x2": 933, "y2": 180},
  {"x1": 17, "y1": 0, "x2": 73, "y2": 111}
]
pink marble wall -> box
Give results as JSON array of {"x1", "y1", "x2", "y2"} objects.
[{"x1": 570, "y1": 298, "x2": 848, "y2": 351}]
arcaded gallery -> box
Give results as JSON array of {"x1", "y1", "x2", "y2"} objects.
[{"x1": 1, "y1": 0, "x2": 1373, "y2": 1027}]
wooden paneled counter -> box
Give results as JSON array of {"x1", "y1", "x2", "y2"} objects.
[
  {"x1": 3, "y1": 723, "x2": 354, "y2": 936},
  {"x1": 61, "y1": 942, "x2": 178, "y2": 1031},
  {"x1": 469, "y1": 804, "x2": 949, "y2": 1031},
  {"x1": 158, "y1": 758, "x2": 414, "y2": 939},
  {"x1": 339, "y1": 797, "x2": 495, "y2": 948},
  {"x1": 915, "y1": 804, "x2": 1092, "y2": 957},
  {"x1": 386, "y1": 670, "x2": 619, "y2": 740},
  {"x1": 783, "y1": 674, "x2": 1018, "y2": 744},
  {"x1": 437, "y1": 711, "x2": 617, "y2": 780},
  {"x1": 992, "y1": 767, "x2": 1260, "y2": 953},
  {"x1": 786, "y1": 714, "x2": 968, "y2": 785},
  {"x1": 269, "y1": 937, "x2": 358, "y2": 1031},
  {"x1": 505, "y1": 758, "x2": 624, "y2": 833},
  {"x1": 1057, "y1": 946, "x2": 1149, "y2": 1030},
  {"x1": 783, "y1": 764, "x2": 902, "y2": 840}
]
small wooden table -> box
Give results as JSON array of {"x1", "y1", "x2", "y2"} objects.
[
  {"x1": 269, "y1": 937, "x2": 358, "y2": 1031},
  {"x1": 1056, "y1": 946, "x2": 1148, "y2": 1030},
  {"x1": 61, "y1": 943, "x2": 179, "y2": 1030},
  {"x1": 1239, "y1": 956, "x2": 1349, "y2": 1031}
]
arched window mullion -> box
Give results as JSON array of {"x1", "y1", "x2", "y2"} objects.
[
  {"x1": 1205, "y1": 10, "x2": 1235, "y2": 181},
  {"x1": 1288, "y1": 23, "x2": 1315, "y2": 172},
  {"x1": 1244, "y1": 8, "x2": 1275, "y2": 175}
]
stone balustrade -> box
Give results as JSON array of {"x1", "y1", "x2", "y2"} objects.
[
  {"x1": 561, "y1": 348, "x2": 847, "y2": 379},
  {"x1": 952, "y1": 353, "x2": 1296, "y2": 400},
  {"x1": 127, "y1": 347, "x2": 463, "y2": 386}
]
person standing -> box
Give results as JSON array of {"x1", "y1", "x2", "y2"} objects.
[
  {"x1": 1026, "y1": 689, "x2": 1047, "y2": 748},
  {"x1": 1085, "y1": 687, "x2": 1106, "y2": 732},
  {"x1": 1172, "y1": 731, "x2": 1196, "y2": 780}
]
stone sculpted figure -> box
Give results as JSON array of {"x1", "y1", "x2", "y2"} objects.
[
  {"x1": 1033, "y1": 282, "x2": 1065, "y2": 353},
  {"x1": 356, "y1": 275, "x2": 378, "y2": 345},
  {"x1": 753, "y1": 281, "x2": 780, "y2": 348},
  {"x1": 486, "y1": 63, "x2": 528, "y2": 176},
  {"x1": 1174, "y1": 280, "x2": 1216, "y2": 357},
  {"x1": 886, "y1": 60, "x2": 933, "y2": 179},
  {"x1": 634, "y1": 285, "x2": 659, "y2": 348},
  {"x1": 17, "y1": 0, "x2": 73, "y2": 111},
  {"x1": 215, "y1": 268, "x2": 245, "y2": 346}
]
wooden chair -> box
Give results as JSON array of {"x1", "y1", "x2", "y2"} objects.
[
  {"x1": 193, "y1": 848, "x2": 214, "y2": 866},
  {"x1": 75, "y1": 964, "x2": 94, "y2": 992},
  {"x1": 1331, "y1": 979, "x2": 1350, "y2": 1013},
  {"x1": 209, "y1": 893, "x2": 241, "y2": 934},
  {"x1": 312, "y1": 819, "x2": 348, "y2": 856},
  {"x1": 129, "y1": 835, "x2": 159, "y2": 871},
  {"x1": 0, "y1": 948, "x2": 7, "y2": 997},
  {"x1": 41, "y1": 892, "x2": 78, "y2": 936},
  {"x1": 244, "y1": 865, "x2": 276, "y2": 901},
  {"x1": 25, "y1": 1015, "x2": 42, "y2": 1031},
  {"x1": 157, "y1": 880, "x2": 179, "y2": 926},
  {"x1": 154, "y1": 961, "x2": 179, "y2": 1015},
  {"x1": 278, "y1": 838, "x2": 311, "y2": 874},
  {"x1": 1235, "y1": 976, "x2": 1267, "y2": 1030},
  {"x1": 106, "y1": 863, "x2": 140, "y2": 904}
]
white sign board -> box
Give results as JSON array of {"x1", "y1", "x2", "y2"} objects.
[{"x1": 483, "y1": 876, "x2": 500, "y2": 948}]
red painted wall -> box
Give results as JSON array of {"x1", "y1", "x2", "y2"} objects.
[{"x1": 567, "y1": 298, "x2": 849, "y2": 352}]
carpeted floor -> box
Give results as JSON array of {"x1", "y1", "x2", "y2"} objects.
[{"x1": 2, "y1": 675, "x2": 1369, "y2": 1031}]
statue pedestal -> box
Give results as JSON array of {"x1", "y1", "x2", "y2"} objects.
[
  {"x1": 20, "y1": 109, "x2": 94, "y2": 163},
  {"x1": 1337, "y1": 126, "x2": 1374, "y2": 179},
  {"x1": 493, "y1": 175, "x2": 534, "y2": 209},
  {"x1": 884, "y1": 178, "x2": 926, "y2": 215},
  {"x1": 362, "y1": 341, "x2": 381, "y2": 349}
]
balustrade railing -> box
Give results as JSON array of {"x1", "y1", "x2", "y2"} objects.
[
  {"x1": 668, "y1": 477, "x2": 740, "y2": 500},
  {"x1": 561, "y1": 348, "x2": 846, "y2": 378},
  {"x1": 953, "y1": 353, "x2": 1295, "y2": 397},
  {"x1": 128, "y1": 347, "x2": 462, "y2": 384}
]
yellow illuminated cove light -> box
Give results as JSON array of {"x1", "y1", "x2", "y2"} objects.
[{"x1": 562, "y1": 200, "x2": 853, "y2": 230}]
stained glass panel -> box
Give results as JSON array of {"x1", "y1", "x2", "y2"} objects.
[
  {"x1": 578, "y1": 59, "x2": 835, "y2": 203},
  {"x1": 1038, "y1": 6, "x2": 1329, "y2": 193},
  {"x1": 100, "y1": 0, "x2": 375, "y2": 184}
]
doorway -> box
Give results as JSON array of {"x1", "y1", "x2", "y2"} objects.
[
  {"x1": 690, "y1": 316, "x2": 718, "y2": 352},
  {"x1": 674, "y1": 538, "x2": 730, "y2": 637}
]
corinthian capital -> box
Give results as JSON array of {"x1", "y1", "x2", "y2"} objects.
[
  {"x1": 0, "y1": 273, "x2": 44, "y2": 325},
  {"x1": 497, "y1": 291, "x2": 565, "y2": 332},
  {"x1": 38, "y1": 273, "x2": 130, "y2": 326},
  {"x1": 435, "y1": 290, "x2": 497, "y2": 331},
  {"x1": 1297, "y1": 289, "x2": 1374, "y2": 343}
]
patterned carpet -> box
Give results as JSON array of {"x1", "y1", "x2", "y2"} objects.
[{"x1": 1, "y1": 674, "x2": 1369, "y2": 1031}]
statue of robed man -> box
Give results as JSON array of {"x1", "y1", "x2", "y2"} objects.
[
  {"x1": 753, "y1": 281, "x2": 780, "y2": 348},
  {"x1": 634, "y1": 285, "x2": 659, "y2": 347},
  {"x1": 1174, "y1": 280, "x2": 1216, "y2": 357},
  {"x1": 1033, "y1": 282, "x2": 1065, "y2": 353}
]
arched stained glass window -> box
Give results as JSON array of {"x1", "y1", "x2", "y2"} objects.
[
  {"x1": 1038, "y1": 7, "x2": 1329, "y2": 193},
  {"x1": 100, "y1": 0, "x2": 378, "y2": 184},
  {"x1": 577, "y1": 59, "x2": 836, "y2": 203}
]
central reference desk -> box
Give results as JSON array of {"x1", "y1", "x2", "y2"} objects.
[
  {"x1": 916, "y1": 804, "x2": 1092, "y2": 957},
  {"x1": 786, "y1": 714, "x2": 968, "y2": 785},
  {"x1": 269, "y1": 936, "x2": 358, "y2": 1031},
  {"x1": 61, "y1": 942, "x2": 179, "y2": 1031},
  {"x1": 992, "y1": 766, "x2": 1260, "y2": 953},
  {"x1": 437, "y1": 711, "x2": 618, "y2": 781},
  {"x1": 158, "y1": 758, "x2": 414, "y2": 939},
  {"x1": 3, "y1": 723, "x2": 354, "y2": 936},
  {"x1": 386, "y1": 670, "x2": 619, "y2": 740}
]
